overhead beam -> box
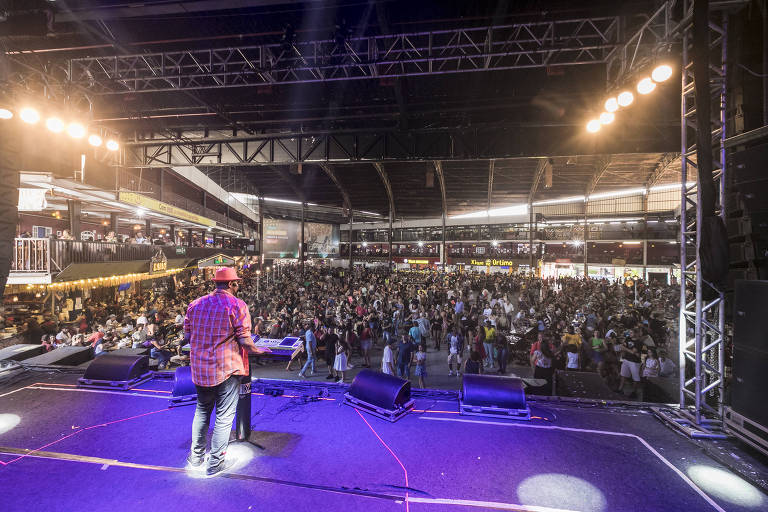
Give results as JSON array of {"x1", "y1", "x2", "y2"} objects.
[
  {"x1": 372, "y1": 162, "x2": 396, "y2": 220},
  {"x1": 433, "y1": 161, "x2": 448, "y2": 220},
  {"x1": 528, "y1": 158, "x2": 551, "y2": 204},
  {"x1": 123, "y1": 126, "x2": 679, "y2": 167},
  {"x1": 269, "y1": 165, "x2": 305, "y2": 202},
  {"x1": 644, "y1": 153, "x2": 679, "y2": 188},
  {"x1": 585, "y1": 155, "x2": 612, "y2": 197},
  {"x1": 318, "y1": 163, "x2": 352, "y2": 211},
  {"x1": 58, "y1": 18, "x2": 620, "y2": 94}
]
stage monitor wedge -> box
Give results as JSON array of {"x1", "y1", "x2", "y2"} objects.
[
  {"x1": 461, "y1": 374, "x2": 530, "y2": 420},
  {"x1": 78, "y1": 354, "x2": 152, "y2": 390},
  {"x1": 344, "y1": 369, "x2": 414, "y2": 422}
]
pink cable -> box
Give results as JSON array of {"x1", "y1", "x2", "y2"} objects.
[
  {"x1": 3, "y1": 407, "x2": 171, "y2": 466},
  {"x1": 355, "y1": 409, "x2": 410, "y2": 512}
]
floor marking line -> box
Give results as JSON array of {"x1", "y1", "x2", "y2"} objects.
[
  {"x1": 421, "y1": 416, "x2": 727, "y2": 512},
  {"x1": 407, "y1": 497, "x2": 579, "y2": 512},
  {"x1": 30, "y1": 382, "x2": 172, "y2": 394},
  {"x1": 26, "y1": 386, "x2": 168, "y2": 399},
  {"x1": 0, "y1": 385, "x2": 33, "y2": 399},
  {"x1": 3, "y1": 407, "x2": 171, "y2": 466},
  {"x1": 356, "y1": 409, "x2": 410, "y2": 512}
]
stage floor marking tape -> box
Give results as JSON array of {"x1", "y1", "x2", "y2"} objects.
[{"x1": 420, "y1": 416, "x2": 726, "y2": 512}]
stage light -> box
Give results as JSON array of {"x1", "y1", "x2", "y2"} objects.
[
  {"x1": 136, "y1": 208, "x2": 145, "y2": 217},
  {"x1": 67, "y1": 122, "x2": 86, "y2": 138},
  {"x1": 570, "y1": 240, "x2": 583, "y2": 246},
  {"x1": 20, "y1": 107, "x2": 40, "y2": 124},
  {"x1": 599, "y1": 112, "x2": 615, "y2": 124},
  {"x1": 617, "y1": 91, "x2": 634, "y2": 107},
  {"x1": 46, "y1": 117, "x2": 65, "y2": 133},
  {"x1": 637, "y1": 77, "x2": 656, "y2": 95},
  {"x1": 417, "y1": 241, "x2": 424, "y2": 247},
  {"x1": 518, "y1": 473, "x2": 606, "y2": 512},
  {"x1": 362, "y1": 242, "x2": 368, "y2": 247},
  {"x1": 687, "y1": 465, "x2": 764, "y2": 507},
  {"x1": 0, "y1": 413, "x2": 21, "y2": 435},
  {"x1": 491, "y1": 240, "x2": 499, "y2": 247},
  {"x1": 88, "y1": 134, "x2": 103, "y2": 147},
  {"x1": 652, "y1": 64, "x2": 673, "y2": 82},
  {"x1": 106, "y1": 139, "x2": 119, "y2": 151},
  {"x1": 586, "y1": 119, "x2": 601, "y2": 133},
  {"x1": 604, "y1": 97, "x2": 618, "y2": 113},
  {"x1": 0, "y1": 108, "x2": 13, "y2": 120}
]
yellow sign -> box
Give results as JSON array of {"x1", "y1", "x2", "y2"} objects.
[
  {"x1": 404, "y1": 259, "x2": 429, "y2": 264},
  {"x1": 118, "y1": 192, "x2": 216, "y2": 227},
  {"x1": 152, "y1": 260, "x2": 167, "y2": 272},
  {"x1": 470, "y1": 258, "x2": 516, "y2": 266}
]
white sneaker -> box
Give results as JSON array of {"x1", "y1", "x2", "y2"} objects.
[
  {"x1": 336, "y1": 379, "x2": 344, "y2": 384},
  {"x1": 448, "y1": 371, "x2": 454, "y2": 376}
]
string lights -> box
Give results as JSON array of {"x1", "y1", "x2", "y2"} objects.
[
  {"x1": 0, "y1": 105, "x2": 119, "y2": 151},
  {"x1": 586, "y1": 64, "x2": 674, "y2": 133}
]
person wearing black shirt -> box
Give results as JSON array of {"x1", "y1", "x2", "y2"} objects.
[{"x1": 324, "y1": 328, "x2": 339, "y2": 380}]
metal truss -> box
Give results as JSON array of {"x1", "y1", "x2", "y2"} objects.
[
  {"x1": 604, "y1": 1, "x2": 678, "y2": 87},
  {"x1": 678, "y1": 2, "x2": 727, "y2": 428},
  {"x1": 123, "y1": 124, "x2": 678, "y2": 167},
  {"x1": 67, "y1": 17, "x2": 619, "y2": 93}
]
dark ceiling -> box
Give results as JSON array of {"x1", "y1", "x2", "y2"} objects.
[{"x1": 1, "y1": 0, "x2": 683, "y2": 221}]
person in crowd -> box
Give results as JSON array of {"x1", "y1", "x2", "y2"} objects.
[
  {"x1": 381, "y1": 338, "x2": 395, "y2": 376},
  {"x1": 359, "y1": 322, "x2": 373, "y2": 368},
  {"x1": 463, "y1": 350, "x2": 483, "y2": 375},
  {"x1": 447, "y1": 327, "x2": 462, "y2": 376},
  {"x1": 414, "y1": 343, "x2": 427, "y2": 388},
  {"x1": 618, "y1": 336, "x2": 643, "y2": 397},
  {"x1": 396, "y1": 333, "x2": 415, "y2": 379},
  {"x1": 333, "y1": 334, "x2": 349, "y2": 384},
  {"x1": 531, "y1": 339, "x2": 555, "y2": 394},
  {"x1": 642, "y1": 347, "x2": 660, "y2": 379},
  {"x1": 482, "y1": 319, "x2": 495, "y2": 369},
  {"x1": 658, "y1": 349, "x2": 676, "y2": 378},
  {"x1": 299, "y1": 323, "x2": 316, "y2": 378}
]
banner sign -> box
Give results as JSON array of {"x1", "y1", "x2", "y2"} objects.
[{"x1": 118, "y1": 191, "x2": 216, "y2": 227}]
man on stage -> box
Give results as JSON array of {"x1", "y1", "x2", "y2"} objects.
[{"x1": 184, "y1": 267, "x2": 270, "y2": 476}]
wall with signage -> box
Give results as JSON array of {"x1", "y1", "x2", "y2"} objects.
[{"x1": 263, "y1": 218, "x2": 339, "y2": 258}]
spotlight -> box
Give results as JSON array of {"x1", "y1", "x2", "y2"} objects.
[
  {"x1": 599, "y1": 112, "x2": 615, "y2": 124},
  {"x1": 106, "y1": 139, "x2": 119, "y2": 151},
  {"x1": 491, "y1": 240, "x2": 499, "y2": 247},
  {"x1": 586, "y1": 119, "x2": 601, "y2": 133},
  {"x1": 417, "y1": 241, "x2": 424, "y2": 247},
  {"x1": 88, "y1": 134, "x2": 103, "y2": 147},
  {"x1": 652, "y1": 64, "x2": 673, "y2": 83},
  {"x1": 136, "y1": 208, "x2": 145, "y2": 217},
  {"x1": 362, "y1": 242, "x2": 368, "y2": 247},
  {"x1": 67, "y1": 122, "x2": 86, "y2": 138},
  {"x1": 637, "y1": 77, "x2": 656, "y2": 95},
  {"x1": 20, "y1": 107, "x2": 40, "y2": 124},
  {"x1": 0, "y1": 108, "x2": 12, "y2": 120},
  {"x1": 46, "y1": 117, "x2": 65, "y2": 133},
  {"x1": 617, "y1": 91, "x2": 634, "y2": 107},
  {"x1": 604, "y1": 97, "x2": 619, "y2": 113}
]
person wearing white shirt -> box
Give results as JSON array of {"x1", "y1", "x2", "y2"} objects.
[
  {"x1": 381, "y1": 340, "x2": 395, "y2": 375},
  {"x1": 136, "y1": 314, "x2": 148, "y2": 326}
]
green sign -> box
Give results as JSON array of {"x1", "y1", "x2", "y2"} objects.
[{"x1": 175, "y1": 246, "x2": 186, "y2": 255}]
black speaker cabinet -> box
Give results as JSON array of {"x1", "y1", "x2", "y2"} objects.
[
  {"x1": 78, "y1": 354, "x2": 152, "y2": 390},
  {"x1": 25, "y1": 346, "x2": 93, "y2": 366},
  {"x1": 344, "y1": 369, "x2": 414, "y2": 422},
  {"x1": 733, "y1": 280, "x2": 768, "y2": 351},
  {"x1": 731, "y1": 346, "x2": 768, "y2": 428},
  {"x1": 170, "y1": 365, "x2": 197, "y2": 406},
  {"x1": 0, "y1": 344, "x2": 45, "y2": 362},
  {"x1": 460, "y1": 374, "x2": 530, "y2": 420}
]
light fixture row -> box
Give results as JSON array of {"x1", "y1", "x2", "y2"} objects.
[
  {"x1": 586, "y1": 64, "x2": 674, "y2": 133},
  {"x1": 0, "y1": 106, "x2": 119, "y2": 151}
]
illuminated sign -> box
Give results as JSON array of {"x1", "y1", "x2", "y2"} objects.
[
  {"x1": 118, "y1": 192, "x2": 216, "y2": 227},
  {"x1": 404, "y1": 259, "x2": 430, "y2": 264},
  {"x1": 469, "y1": 258, "x2": 517, "y2": 266}
]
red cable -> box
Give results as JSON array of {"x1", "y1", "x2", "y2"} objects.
[{"x1": 355, "y1": 409, "x2": 410, "y2": 512}]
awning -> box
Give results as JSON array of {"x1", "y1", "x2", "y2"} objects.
[{"x1": 54, "y1": 258, "x2": 195, "y2": 282}]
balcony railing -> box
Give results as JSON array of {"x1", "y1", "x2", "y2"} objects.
[
  {"x1": 13, "y1": 238, "x2": 50, "y2": 273},
  {"x1": 10, "y1": 238, "x2": 257, "y2": 276}
]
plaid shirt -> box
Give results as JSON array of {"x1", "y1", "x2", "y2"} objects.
[{"x1": 185, "y1": 289, "x2": 255, "y2": 387}]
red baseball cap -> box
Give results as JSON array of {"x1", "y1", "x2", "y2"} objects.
[{"x1": 213, "y1": 267, "x2": 242, "y2": 282}]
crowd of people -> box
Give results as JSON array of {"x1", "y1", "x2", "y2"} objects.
[{"x1": 11, "y1": 265, "x2": 679, "y2": 395}]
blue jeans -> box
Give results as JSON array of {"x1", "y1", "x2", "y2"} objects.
[
  {"x1": 483, "y1": 342, "x2": 494, "y2": 366},
  {"x1": 497, "y1": 347, "x2": 508, "y2": 373},
  {"x1": 150, "y1": 347, "x2": 171, "y2": 368},
  {"x1": 190, "y1": 374, "x2": 240, "y2": 468},
  {"x1": 299, "y1": 354, "x2": 315, "y2": 375},
  {"x1": 397, "y1": 361, "x2": 410, "y2": 378}
]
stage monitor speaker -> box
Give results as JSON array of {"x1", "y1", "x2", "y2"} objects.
[
  {"x1": 733, "y1": 280, "x2": 768, "y2": 351},
  {"x1": 25, "y1": 346, "x2": 93, "y2": 366},
  {"x1": 170, "y1": 366, "x2": 197, "y2": 406},
  {"x1": 344, "y1": 369, "x2": 414, "y2": 422},
  {"x1": 0, "y1": 344, "x2": 45, "y2": 362},
  {"x1": 460, "y1": 374, "x2": 530, "y2": 420},
  {"x1": 78, "y1": 354, "x2": 151, "y2": 390}
]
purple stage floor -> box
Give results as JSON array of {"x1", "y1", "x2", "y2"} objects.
[{"x1": 0, "y1": 373, "x2": 766, "y2": 512}]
